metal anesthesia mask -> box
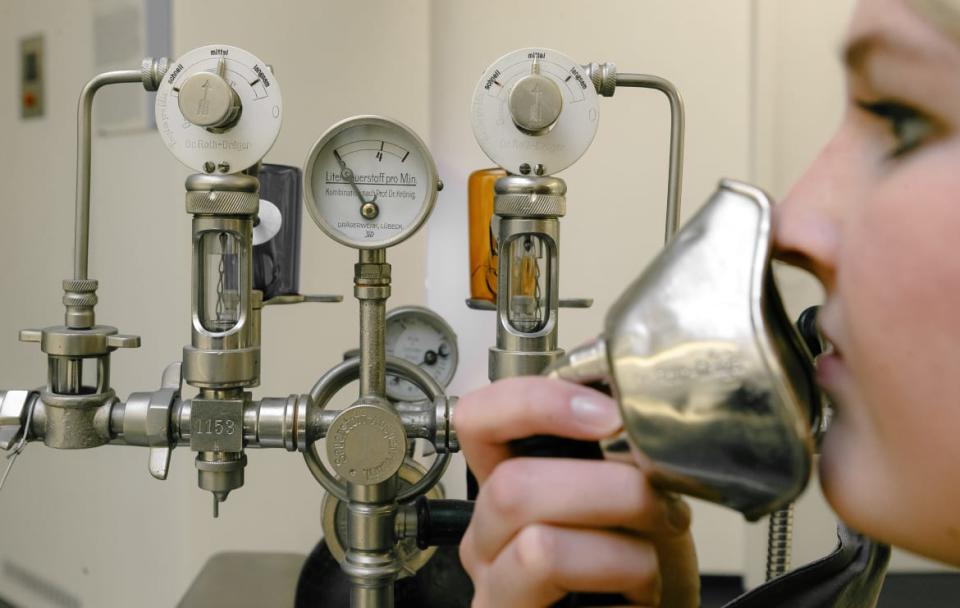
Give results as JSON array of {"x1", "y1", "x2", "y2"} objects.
[{"x1": 549, "y1": 179, "x2": 821, "y2": 521}]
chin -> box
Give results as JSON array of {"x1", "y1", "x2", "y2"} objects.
[
  {"x1": 817, "y1": 418, "x2": 909, "y2": 554},
  {"x1": 816, "y1": 417, "x2": 876, "y2": 535}
]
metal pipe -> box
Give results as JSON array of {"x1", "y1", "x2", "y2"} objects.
[
  {"x1": 50, "y1": 358, "x2": 82, "y2": 394},
  {"x1": 351, "y1": 247, "x2": 396, "y2": 607},
  {"x1": 74, "y1": 69, "x2": 143, "y2": 280},
  {"x1": 357, "y1": 249, "x2": 388, "y2": 398},
  {"x1": 351, "y1": 585, "x2": 392, "y2": 608},
  {"x1": 359, "y1": 299, "x2": 386, "y2": 398},
  {"x1": 615, "y1": 73, "x2": 686, "y2": 243}
]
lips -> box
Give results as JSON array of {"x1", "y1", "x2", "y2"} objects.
[
  {"x1": 814, "y1": 302, "x2": 843, "y2": 359},
  {"x1": 819, "y1": 332, "x2": 839, "y2": 359},
  {"x1": 814, "y1": 338, "x2": 847, "y2": 402},
  {"x1": 810, "y1": 310, "x2": 848, "y2": 404}
]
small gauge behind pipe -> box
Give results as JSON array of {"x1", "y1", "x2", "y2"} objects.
[{"x1": 385, "y1": 306, "x2": 458, "y2": 402}]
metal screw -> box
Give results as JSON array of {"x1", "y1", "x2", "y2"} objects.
[
  {"x1": 437, "y1": 179, "x2": 444, "y2": 192},
  {"x1": 361, "y1": 202, "x2": 380, "y2": 220},
  {"x1": 203, "y1": 161, "x2": 216, "y2": 174},
  {"x1": 519, "y1": 163, "x2": 531, "y2": 175},
  {"x1": 534, "y1": 164, "x2": 546, "y2": 176},
  {"x1": 218, "y1": 161, "x2": 231, "y2": 173}
]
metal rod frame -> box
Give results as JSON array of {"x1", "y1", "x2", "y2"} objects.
[
  {"x1": 74, "y1": 70, "x2": 143, "y2": 280},
  {"x1": 615, "y1": 73, "x2": 686, "y2": 243}
]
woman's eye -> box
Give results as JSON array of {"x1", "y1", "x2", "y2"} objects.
[{"x1": 856, "y1": 100, "x2": 935, "y2": 159}]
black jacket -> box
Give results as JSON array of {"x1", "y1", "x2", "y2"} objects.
[{"x1": 725, "y1": 525, "x2": 890, "y2": 608}]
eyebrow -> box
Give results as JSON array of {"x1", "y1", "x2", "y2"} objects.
[{"x1": 842, "y1": 32, "x2": 934, "y2": 73}]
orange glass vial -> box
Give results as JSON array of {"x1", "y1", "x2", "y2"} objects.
[{"x1": 467, "y1": 168, "x2": 507, "y2": 303}]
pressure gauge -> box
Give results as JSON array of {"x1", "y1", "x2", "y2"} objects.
[
  {"x1": 472, "y1": 48, "x2": 600, "y2": 176},
  {"x1": 385, "y1": 306, "x2": 458, "y2": 402},
  {"x1": 303, "y1": 116, "x2": 439, "y2": 249},
  {"x1": 155, "y1": 45, "x2": 282, "y2": 173}
]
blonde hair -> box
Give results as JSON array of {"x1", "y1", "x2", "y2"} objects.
[{"x1": 909, "y1": 0, "x2": 960, "y2": 39}]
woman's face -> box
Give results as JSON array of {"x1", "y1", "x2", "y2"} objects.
[{"x1": 776, "y1": 0, "x2": 960, "y2": 564}]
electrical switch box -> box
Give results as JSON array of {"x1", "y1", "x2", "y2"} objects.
[{"x1": 20, "y1": 35, "x2": 44, "y2": 120}]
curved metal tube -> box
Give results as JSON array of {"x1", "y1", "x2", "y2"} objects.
[
  {"x1": 615, "y1": 73, "x2": 686, "y2": 243},
  {"x1": 74, "y1": 70, "x2": 143, "y2": 280},
  {"x1": 303, "y1": 355, "x2": 451, "y2": 503}
]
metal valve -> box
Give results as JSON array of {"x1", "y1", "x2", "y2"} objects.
[
  {"x1": 327, "y1": 400, "x2": 407, "y2": 486},
  {"x1": 178, "y1": 57, "x2": 242, "y2": 131},
  {"x1": 508, "y1": 57, "x2": 563, "y2": 136},
  {"x1": 121, "y1": 362, "x2": 183, "y2": 481}
]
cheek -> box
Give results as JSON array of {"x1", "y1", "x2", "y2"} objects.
[
  {"x1": 843, "y1": 148, "x2": 960, "y2": 421},
  {"x1": 825, "y1": 143, "x2": 960, "y2": 547}
]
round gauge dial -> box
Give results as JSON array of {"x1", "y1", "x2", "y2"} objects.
[
  {"x1": 471, "y1": 48, "x2": 600, "y2": 176},
  {"x1": 303, "y1": 116, "x2": 439, "y2": 249},
  {"x1": 155, "y1": 45, "x2": 282, "y2": 173},
  {"x1": 385, "y1": 306, "x2": 458, "y2": 402}
]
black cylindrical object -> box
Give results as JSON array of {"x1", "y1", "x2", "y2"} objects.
[
  {"x1": 508, "y1": 435, "x2": 604, "y2": 460},
  {"x1": 415, "y1": 498, "x2": 474, "y2": 550}
]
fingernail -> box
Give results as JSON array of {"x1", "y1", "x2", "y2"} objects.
[
  {"x1": 665, "y1": 495, "x2": 691, "y2": 533},
  {"x1": 570, "y1": 394, "x2": 621, "y2": 433}
]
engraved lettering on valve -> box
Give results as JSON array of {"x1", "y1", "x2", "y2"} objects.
[
  {"x1": 194, "y1": 418, "x2": 236, "y2": 435},
  {"x1": 328, "y1": 408, "x2": 404, "y2": 483}
]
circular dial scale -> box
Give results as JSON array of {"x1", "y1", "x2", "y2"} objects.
[
  {"x1": 472, "y1": 48, "x2": 600, "y2": 175},
  {"x1": 304, "y1": 116, "x2": 439, "y2": 249},
  {"x1": 155, "y1": 45, "x2": 282, "y2": 173},
  {"x1": 385, "y1": 306, "x2": 458, "y2": 402}
]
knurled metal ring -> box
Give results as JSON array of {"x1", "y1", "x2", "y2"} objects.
[
  {"x1": 585, "y1": 62, "x2": 618, "y2": 97},
  {"x1": 63, "y1": 292, "x2": 98, "y2": 307},
  {"x1": 303, "y1": 356, "x2": 451, "y2": 503},
  {"x1": 186, "y1": 190, "x2": 259, "y2": 216},
  {"x1": 495, "y1": 194, "x2": 567, "y2": 217},
  {"x1": 141, "y1": 57, "x2": 169, "y2": 92},
  {"x1": 62, "y1": 279, "x2": 99, "y2": 293}
]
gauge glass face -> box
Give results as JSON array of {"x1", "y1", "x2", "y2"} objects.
[
  {"x1": 305, "y1": 117, "x2": 437, "y2": 249},
  {"x1": 385, "y1": 309, "x2": 458, "y2": 402}
]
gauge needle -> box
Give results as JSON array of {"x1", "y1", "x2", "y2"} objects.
[{"x1": 333, "y1": 149, "x2": 377, "y2": 205}]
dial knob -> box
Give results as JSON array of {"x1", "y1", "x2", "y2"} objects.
[
  {"x1": 156, "y1": 45, "x2": 282, "y2": 173},
  {"x1": 508, "y1": 58, "x2": 563, "y2": 135},
  {"x1": 178, "y1": 57, "x2": 242, "y2": 130}
]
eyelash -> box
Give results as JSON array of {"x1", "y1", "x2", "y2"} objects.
[{"x1": 856, "y1": 100, "x2": 934, "y2": 159}]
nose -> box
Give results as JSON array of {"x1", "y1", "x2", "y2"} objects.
[{"x1": 772, "y1": 129, "x2": 849, "y2": 292}]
